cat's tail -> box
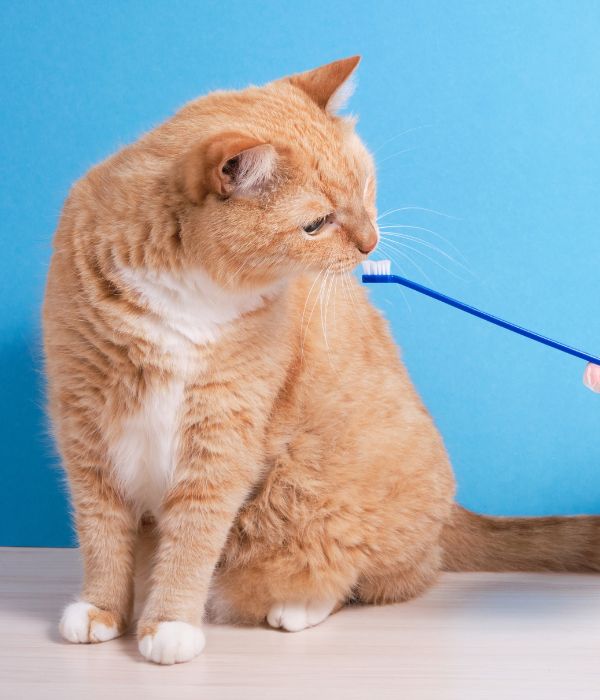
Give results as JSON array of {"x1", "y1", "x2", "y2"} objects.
[{"x1": 441, "y1": 504, "x2": 600, "y2": 572}]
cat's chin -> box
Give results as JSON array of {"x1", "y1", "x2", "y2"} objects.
[
  {"x1": 332, "y1": 265, "x2": 361, "y2": 275},
  {"x1": 310, "y1": 262, "x2": 360, "y2": 276}
]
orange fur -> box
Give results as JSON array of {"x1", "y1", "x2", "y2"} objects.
[{"x1": 43, "y1": 57, "x2": 600, "y2": 664}]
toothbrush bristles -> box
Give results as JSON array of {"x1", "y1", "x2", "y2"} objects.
[{"x1": 362, "y1": 259, "x2": 391, "y2": 276}]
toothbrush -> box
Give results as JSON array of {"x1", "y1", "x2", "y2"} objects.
[{"x1": 361, "y1": 260, "x2": 600, "y2": 366}]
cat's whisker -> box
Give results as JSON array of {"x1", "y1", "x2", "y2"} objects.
[
  {"x1": 376, "y1": 147, "x2": 417, "y2": 166},
  {"x1": 339, "y1": 271, "x2": 353, "y2": 308},
  {"x1": 377, "y1": 206, "x2": 460, "y2": 222},
  {"x1": 381, "y1": 264, "x2": 412, "y2": 313},
  {"x1": 379, "y1": 230, "x2": 472, "y2": 279},
  {"x1": 344, "y1": 272, "x2": 371, "y2": 333},
  {"x1": 300, "y1": 269, "x2": 325, "y2": 362},
  {"x1": 300, "y1": 269, "x2": 324, "y2": 330},
  {"x1": 371, "y1": 124, "x2": 433, "y2": 156},
  {"x1": 340, "y1": 272, "x2": 353, "y2": 313},
  {"x1": 327, "y1": 270, "x2": 338, "y2": 333},
  {"x1": 325, "y1": 270, "x2": 336, "y2": 330},
  {"x1": 379, "y1": 228, "x2": 462, "y2": 259},
  {"x1": 375, "y1": 242, "x2": 417, "y2": 310},
  {"x1": 332, "y1": 273, "x2": 341, "y2": 378},
  {"x1": 332, "y1": 274, "x2": 338, "y2": 330},
  {"x1": 343, "y1": 274, "x2": 359, "y2": 325},
  {"x1": 319, "y1": 267, "x2": 332, "y2": 353},
  {"x1": 377, "y1": 223, "x2": 468, "y2": 265},
  {"x1": 321, "y1": 265, "x2": 339, "y2": 376},
  {"x1": 377, "y1": 239, "x2": 434, "y2": 286},
  {"x1": 379, "y1": 236, "x2": 469, "y2": 283},
  {"x1": 302, "y1": 268, "x2": 329, "y2": 353},
  {"x1": 323, "y1": 269, "x2": 333, "y2": 331}
]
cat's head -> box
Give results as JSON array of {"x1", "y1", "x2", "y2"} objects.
[{"x1": 169, "y1": 57, "x2": 378, "y2": 289}]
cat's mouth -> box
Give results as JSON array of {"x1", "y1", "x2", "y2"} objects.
[{"x1": 330, "y1": 247, "x2": 378, "y2": 275}]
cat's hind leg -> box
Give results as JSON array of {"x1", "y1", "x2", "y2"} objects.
[
  {"x1": 266, "y1": 598, "x2": 343, "y2": 632},
  {"x1": 210, "y1": 555, "x2": 350, "y2": 632},
  {"x1": 209, "y1": 477, "x2": 359, "y2": 632},
  {"x1": 354, "y1": 545, "x2": 442, "y2": 605},
  {"x1": 253, "y1": 544, "x2": 443, "y2": 630}
]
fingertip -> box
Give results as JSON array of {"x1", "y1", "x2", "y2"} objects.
[{"x1": 583, "y1": 363, "x2": 600, "y2": 393}]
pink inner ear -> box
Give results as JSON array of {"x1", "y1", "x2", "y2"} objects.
[
  {"x1": 584, "y1": 363, "x2": 600, "y2": 392},
  {"x1": 287, "y1": 56, "x2": 360, "y2": 110},
  {"x1": 231, "y1": 144, "x2": 277, "y2": 195}
]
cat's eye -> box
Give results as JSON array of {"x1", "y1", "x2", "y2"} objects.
[{"x1": 303, "y1": 217, "x2": 327, "y2": 235}]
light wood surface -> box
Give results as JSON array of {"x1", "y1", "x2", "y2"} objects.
[{"x1": 2, "y1": 547, "x2": 600, "y2": 699}]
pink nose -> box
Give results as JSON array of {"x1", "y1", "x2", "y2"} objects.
[{"x1": 357, "y1": 230, "x2": 378, "y2": 254}]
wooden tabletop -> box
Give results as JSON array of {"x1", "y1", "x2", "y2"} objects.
[{"x1": 2, "y1": 546, "x2": 600, "y2": 699}]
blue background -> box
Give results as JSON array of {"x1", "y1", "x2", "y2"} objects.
[{"x1": 2, "y1": 1, "x2": 600, "y2": 546}]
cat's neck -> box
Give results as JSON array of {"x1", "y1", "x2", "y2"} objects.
[{"x1": 120, "y1": 264, "x2": 287, "y2": 345}]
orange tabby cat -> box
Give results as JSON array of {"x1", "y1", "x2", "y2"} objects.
[{"x1": 43, "y1": 57, "x2": 600, "y2": 665}]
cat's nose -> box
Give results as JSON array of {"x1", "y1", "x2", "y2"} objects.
[
  {"x1": 345, "y1": 210, "x2": 378, "y2": 254},
  {"x1": 356, "y1": 223, "x2": 378, "y2": 254},
  {"x1": 358, "y1": 235, "x2": 377, "y2": 254}
]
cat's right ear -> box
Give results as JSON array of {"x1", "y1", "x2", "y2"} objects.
[
  {"x1": 174, "y1": 132, "x2": 278, "y2": 204},
  {"x1": 286, "y1": 56, "x2": 361, "y2": 113}
]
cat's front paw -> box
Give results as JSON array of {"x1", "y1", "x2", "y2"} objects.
[
  {"x1": 267, "y1": 598, "x2": 337, "y2": 632},
  {"x1": 138, "y1": 621, "x2": 205, "y2": 665},
  {"x1": 59, "y1": 601, "x2": 122, "y2": 644}
]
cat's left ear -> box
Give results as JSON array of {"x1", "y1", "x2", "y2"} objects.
[
  {"x1": 175, "y1": 132, "x2": 279, "y2": 204},
  {"x1": 286, "y1": 55, "x2": 361, "y2": 113}
]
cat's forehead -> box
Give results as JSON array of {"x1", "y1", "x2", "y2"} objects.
[
  {"x1": 301, "y1": 118, "x2": 373, "y2": 190},
  {"x1": 178, "y1": 81, "x2": 374, "y2": 192},
  {"x1": 186, "y1": 79, "x2": 366, "y2": 145},
  {"x1": 256, "y1": 94, "x2": 371, "y2": 180}
]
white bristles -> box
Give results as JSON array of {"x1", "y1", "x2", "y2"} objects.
[{"x1": 361, "y1": 259, "x2": 391, "y2": 276}]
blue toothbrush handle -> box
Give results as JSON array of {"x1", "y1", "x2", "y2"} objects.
[{"x1": 362, "y1": 274, "x2": 600, "y2": 366}]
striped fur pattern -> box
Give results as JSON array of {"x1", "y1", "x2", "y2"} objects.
[{"x1": 43, "y1": 57, "x2": 600, "y2": 665}]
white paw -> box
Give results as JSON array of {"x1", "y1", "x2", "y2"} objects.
[
  {"x1": 138, "y1": 621, "x2": 205, "y2": 665},
  {"x1": 267, "y1": 598, "x2": 336, "y2": 632},
  {"x1": 59, "y1": 601, "x2": 120, "y2": 644}
]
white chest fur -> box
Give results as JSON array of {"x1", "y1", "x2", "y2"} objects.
[
  {"x1": 109, "y1": 378, "x2": 184, "y2": 514},
  {"x1": 118, "y1": 266, "x2": 276, "y2": 372},
  {"x1": 108, "y1": 266, "x2": 281, "y2": 512}
]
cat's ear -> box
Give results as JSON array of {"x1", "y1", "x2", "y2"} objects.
[
  {"x1": 287, "y1": 56, "x2": 360, "y2": 112},
  {"x1": 175, "y1": 132, "x2": 278, "y2": 204}
]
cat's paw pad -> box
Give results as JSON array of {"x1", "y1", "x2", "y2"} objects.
[
  {"x1": 138, "y1": 621, "x2": 205, "y2": 665},
  {"x1": 267, "y1": 598, "x2": 336, "y2": 632},
  {"x1": 59, "y1": 601, "x2": 121, "y2": 644}
]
